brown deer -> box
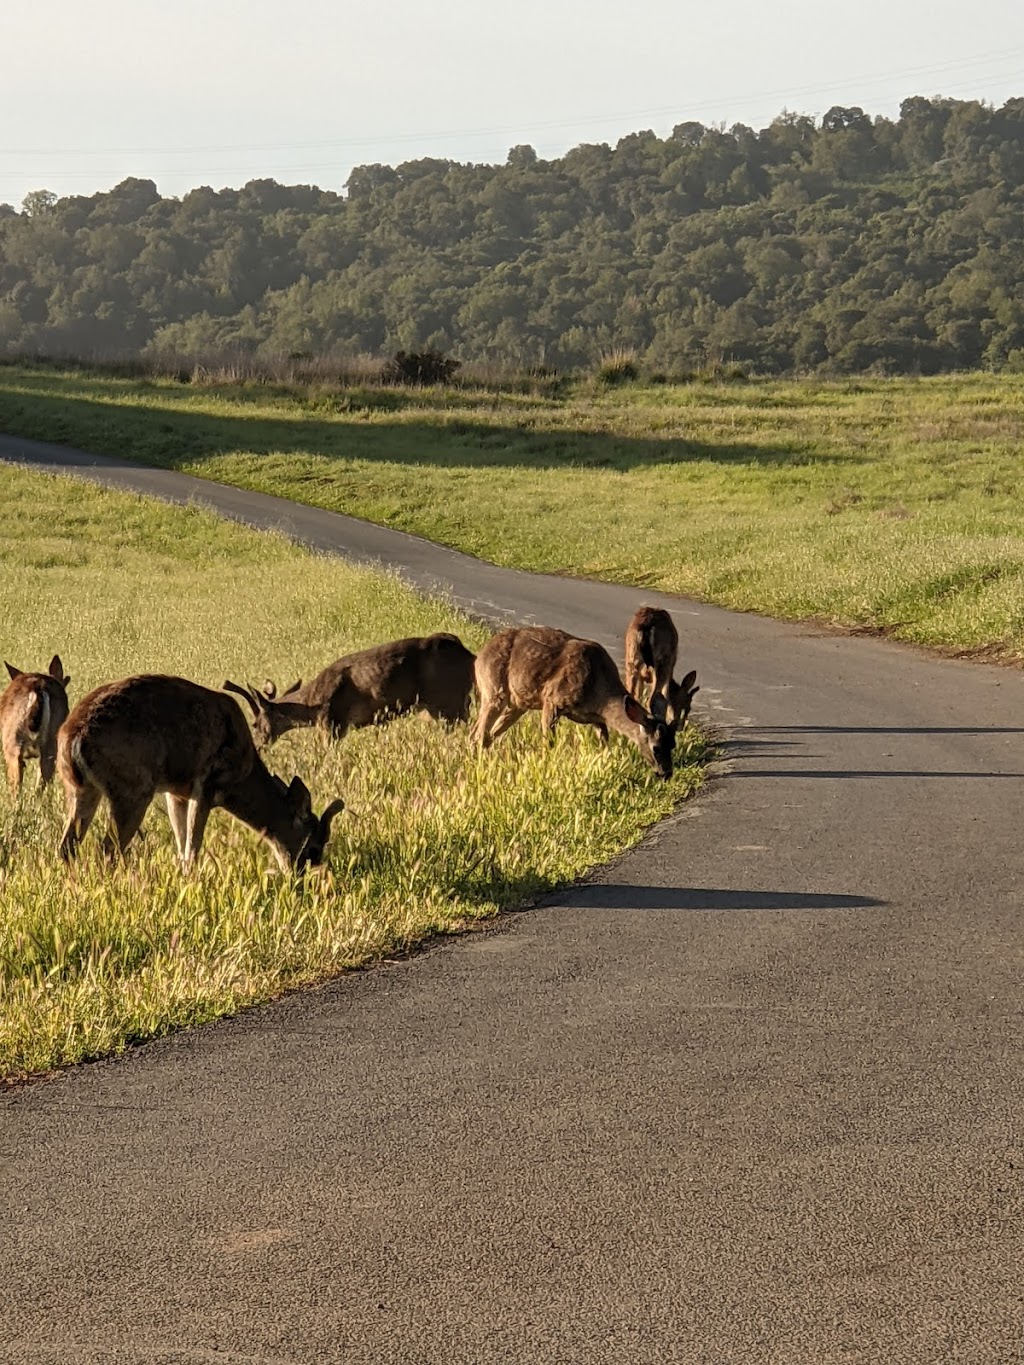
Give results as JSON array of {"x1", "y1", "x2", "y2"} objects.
[
  {"x1": 57, "y1": 674, "x2": 344, "y2": 872},
  {"x1": 225, "y1": 633, "x2": 476, "y2": 750},
  {"x1": 472, "y1": 626, "x2": 676, "y2": 779},
  {"x1": 624, "y1": 606, "x2": 699, "y2": 735},
  {"x1": 1, "y1": 654, "x2": 71, "y2": 794}
]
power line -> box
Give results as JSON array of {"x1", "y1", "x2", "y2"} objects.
[
  {"x1": 3, "y1": 44, "x2": 1022, "y2": 161},
  {"x1": 2, "y1": 57, "x2": 1021, "y2": 196}
]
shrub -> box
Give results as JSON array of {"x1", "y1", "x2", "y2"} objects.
[
  {"x1": 384, "y1": 349, "x2": 462, "y2": 386},
  {"x1": 596, "y1": 349, "x2": 640, "y2": 386}
]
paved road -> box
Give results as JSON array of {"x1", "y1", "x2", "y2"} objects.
[{"x1": 2, "y1": 434, "x2": 1023, "y2": 1364}]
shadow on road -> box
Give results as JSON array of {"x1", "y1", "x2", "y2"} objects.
[
  {"x1": 556, "y1": 884, "x2": 885, "y2": 911},
  {"x1": 729, "y1": 769, "x2": 1024, "y2": 779},
  {"x1": 758, "y1": 725, "x2": 1024, "y2": 735}
]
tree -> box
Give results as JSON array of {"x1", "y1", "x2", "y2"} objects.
[
  {"x1": 21, "y1": 189, "x2": 57, "y2": 217},
  {"x1": 506, "y1": 145, "x2": 538, "y2": 170}
]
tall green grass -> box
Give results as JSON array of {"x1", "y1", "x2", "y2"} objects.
[
  {"x1": 3, "y1": 364, "x2": 1024, "y2": 656},
  {"x1": 0, "y1": 467, "x2": 705, "y2": 1082}
]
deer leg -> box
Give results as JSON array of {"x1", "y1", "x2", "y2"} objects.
[
  {"x1": 58, "y1": 784, "x2": 103, "y2": 863},
  {"x1": 5, "y1": 745, "x2": 24, "y2": 796},
  {"x1": 37, "y1": 745, "x2": 56, "y2": 789},
  {"x1": 183, "y1": 797, "x2": 212, "y2": 870},
  {"x1": 652, "y1": 663, "x2": 672, "y2": 712},
  {"x1": 472, "y1": 697, "x2": 506, "y2": 748},
  {"x1": 434, "y1": 700, "x2": 468, "y2": 729},
  {"x1": 323, "y1": 719, "x2": 347, "y2": 748},
  {"x1": 649, "y1": 687, "x2": 671, "y2": 724},
  {"x1": 103, "y1": 791, "x2": 151, "y2": 860},
  {"x1": 485, "y1": 707, "x2": 526, "y2": 745},
  {"x1": 592, "y1": 721, "x2": 610, "y2": 744},
  {"x1": 165, "y1": 794, "x2": 189, "y2": 861},
  {"x1": 540, "y1": 701, "x2": 561, "y2": 740}
]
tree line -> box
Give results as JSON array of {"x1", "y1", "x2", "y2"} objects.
[{"x1": 4, "y1": 95, "x2": 1024, "y2": 375}]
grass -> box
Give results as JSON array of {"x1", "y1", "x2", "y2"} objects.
[
  {"x1": 2, "y1": 364, "x2": 1024, "y2": 657},
  {"x1": 0, "y1": 466, "x2": 706, "y2": 1083}
]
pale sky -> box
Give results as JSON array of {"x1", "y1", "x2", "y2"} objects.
[{"x1": 2, "y1": 0, "x2": 1023, "y2": 209}]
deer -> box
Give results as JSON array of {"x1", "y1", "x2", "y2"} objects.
[
  {"x1": 624, "y1": 606, "x2": 699, "y2": 737},
  {"x1": 56, "y1": 674, "x2": 345, "y2": 872},
  {"x1": 1, "y1": 654, "x2": 71, "y2": 794},
  {"x1": 472, "y1": 626, "x2": 678, "y2": 779},
  {"x1": 225, "y1": 633, "x2": 476, "y2": 751}
]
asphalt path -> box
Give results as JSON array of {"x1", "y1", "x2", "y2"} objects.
[{"x1": 1, "y1": 434, "x2": 1022, "y2": 1364}]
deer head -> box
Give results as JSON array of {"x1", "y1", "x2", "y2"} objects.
[
  {"x1": 224, "y1": 678, "x2": 306, "y2": 750},
  {"x1": 622, "y1": 693, "x2": 675, "y2": 780},
  {"x1": 651, "y1": 669, "x2": 699, "y2": 738}
]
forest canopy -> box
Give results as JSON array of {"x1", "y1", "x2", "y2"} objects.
[{"x1": 4, "y1": 96, "x2": 1024, "y2": 375}]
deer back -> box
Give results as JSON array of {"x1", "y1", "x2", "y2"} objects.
[
  {"x1": 60, "y1": 674, "x2": 257, "y2": 800},
  {"x1": 476, "y1": 627, "x2": 622, "y2": 714},
  {"x1": 476, "y1": 626, "x2": 575, "y2": 708},
  {"x1": 317, "y1": 633, "x2": 474, "y2": 715}
]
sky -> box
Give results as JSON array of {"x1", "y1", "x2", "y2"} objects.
[{"x1": 2, "y1": 0, "x2": 1023, "y2": 209}]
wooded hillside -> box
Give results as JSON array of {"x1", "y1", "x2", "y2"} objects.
[{"x1": 5, "y1": 96, "x2": 1024, "y2": 374}]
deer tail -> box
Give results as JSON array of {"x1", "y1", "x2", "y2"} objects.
[
  {"x1": 63, "y1": 732, "x2": 89, "y2": 789},
  {"x1": 24, "y1": 689, "x2": 46, "y2": 736}
]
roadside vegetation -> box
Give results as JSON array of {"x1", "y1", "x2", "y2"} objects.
[
  {"x1": 0, "y1": 466, "x2": 706, "y2": 1083},
  {"x1": 2, "y1": 364, "x2": 1024, "y2": 657}
]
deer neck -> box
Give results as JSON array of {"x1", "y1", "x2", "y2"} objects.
[
  {"x1": 219, "y1": 760, "x2": 303, "y2": 865},
  {"x1": 269, "y1": 699, "x2": 320, "y2": 737},
  {"x1": 598, "y1": 691, "x2": 644, "y2": 744}
]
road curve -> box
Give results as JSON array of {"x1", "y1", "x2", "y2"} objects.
[{"x1": 1, "y1": 433, "x2": 1022, "y2": 1365}]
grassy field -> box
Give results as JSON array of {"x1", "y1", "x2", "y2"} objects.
[
  {"x1": 0, "y1": 465, "x2": 705, "y2": 1083},
  {"x1": 2, "y1": 364, "x2": 1024, "y2": 657}
]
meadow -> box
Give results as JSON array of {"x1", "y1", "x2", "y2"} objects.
[
  {"x1": 0, "y1": 465, "x2": 705, "y2": 1082},
  {"x1": 2, "y1": 364, "x2": 1024, "y2": 657}
]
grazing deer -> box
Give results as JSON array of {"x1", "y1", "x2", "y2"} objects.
[
  {"x1": 225, "y1": 633, "x2": 476, "y2": 750},
  {"x1": 57, "y1": 674, "x2": 344, "y2": 872},
  {"x1": 472, "y1": 626, "x2": 676, "y2": 779},
  {"x1": 624, "y1": 606, "x2": 699, "y2": 735},
  {"x1": 1, "y1": 654, "x2": 71, "y2": 794}
]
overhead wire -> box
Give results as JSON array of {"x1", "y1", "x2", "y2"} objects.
[
  {"x1": 3, "y1": 42, "x2": 1022, "y2": 161},
  {"x1": 2, "y1": 46, "x2": 1021, "y2": 192}
]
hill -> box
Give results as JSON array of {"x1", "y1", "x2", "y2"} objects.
[{"x1": 4, "y1": 96, "x2": 1024, "y2": 374}]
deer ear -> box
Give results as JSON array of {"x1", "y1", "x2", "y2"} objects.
[
  {"x1": 623, "y1": 693, "x2": 646, "y2": 726},
  {"x1": 680, "y1": 669, "x2": 698, "y2": 692},
  {"x1": 262, "y1": 679, "x2": 277, "y2": 701},
  {"x1": 288, "y1": 775, "x2": 312, "y2": 817},
  {"x1": 49, "y1": 654, "x2": 65, "y2": 680},
  {"x1": 5, "y1": 662, "x2": 21, "y2": 681},
  {"x1": 319, "y1": 797, "x2": 346, "y2": 838},
  {"x1": 283, "y1": 679, "x2": 302, "y2": 698}
]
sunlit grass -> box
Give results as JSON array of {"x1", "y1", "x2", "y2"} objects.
[
  {"x1": 0, "y1": 466, "x2": 705, "y2": 1082},
  {"x1": 3, "y1": 365, "x2": 1024, "y2": 656}
]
